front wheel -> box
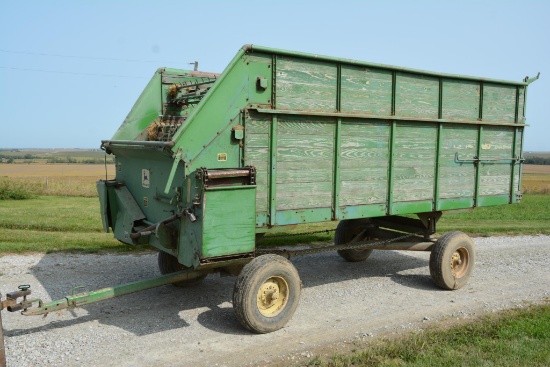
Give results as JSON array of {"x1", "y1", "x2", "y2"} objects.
[
  {"x1": 429, "y1": 231, "x2": 475, "y2": 290},
  {"x1": 233, "y1": 254, "x2": 302, "y2": 333},
  {"x1": 157, "y1": 251, "x2": 207, "y2": 287}
]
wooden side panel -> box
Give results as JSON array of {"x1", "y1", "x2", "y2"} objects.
[
  {"x1": 339, "y1": 120, "x2": 390, "y2": 205},
  {"x1": 483, "y1": 84, "x2": 516, "y2": 122},
  {"x1": 439, "y1": 124, "x2": 477, "y2": 198},
  {"x1": 479, "y1": 126, "x2": 514, "y2": 196},
  {"x1": 244, "y1": 112, "x2": 270, "y2": 213},
  {"x1": 393, "y1": 122, "x2": 437, "y2": 201},
  {"x1": 340, "y1": 66, "x2": 392, "y2": 115},
  {"x1": 276, "y1": 116, "x2": 334, "y2": 210},
  {"x1": 442, "y1": 80, "x2": 480, "y2": 121},
  {"x1": 395, "y1": 73, "x2": 439, "y2": 119},
  {"x1": 276, "y1": 57, "x2": 337, "y2": 111}
]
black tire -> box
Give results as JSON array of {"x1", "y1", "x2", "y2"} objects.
[
  {"x1": 233, "y1": 254, "x2": 302, "y2": 333},
  {"x1": 335, "y1": 219, "x2": 374, "y2": 262},
  {"x1": 429, "y1": 231, "x2": 475, "y2": 290},
  {"x1": 157, "y1": 251, "x2": 207, "y2": 287}
]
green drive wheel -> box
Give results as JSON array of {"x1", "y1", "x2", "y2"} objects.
[
  {"x1": 335, "y1": 219, "x2": 374, "y2": 262},
  {"x1": 233, "y1": 254, "x2": 302, "y2": 333},
  {"x1": 157, "y1": 251, "x2": 207, "y2": 287},
  {"x1": 429, "y1": 231, "x2": 475, "y2": 290}
]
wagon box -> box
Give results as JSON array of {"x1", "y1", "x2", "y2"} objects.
[{"x1": 1, "y1": 45, "x2": 539, "y2": 353}]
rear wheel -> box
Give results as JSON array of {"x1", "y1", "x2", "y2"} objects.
[
  {"x1": 335, "y1": 219, "x2": 374, "y2": 262},
  {"x1": 233, "y1": 254, "x2": 302, "y2": 333},
  {"x1": 157, "y1": 251, "x2": 207, "y2": 287},
  {"x1": 429, "y1": 231, "x2": 475, "y2": 290}
]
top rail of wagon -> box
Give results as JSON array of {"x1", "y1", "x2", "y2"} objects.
[{"x1": 245, "y1": 45, "x2": 539, "y2": 86}]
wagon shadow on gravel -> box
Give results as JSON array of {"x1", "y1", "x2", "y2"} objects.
[{"x1": 7, "y1": 249, "x2": 432, "y2": 337}]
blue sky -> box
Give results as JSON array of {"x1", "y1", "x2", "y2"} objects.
[{"x1": 1, "y1": 1, "x2": 548, "y2": 151}]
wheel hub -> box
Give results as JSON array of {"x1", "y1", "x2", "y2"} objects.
[
  {"x1": 450, "y1": 247, "x2": 469, "y2": 278},
  {"x1": 257, "y1": 277, "x2": 289, "y2": 317}
]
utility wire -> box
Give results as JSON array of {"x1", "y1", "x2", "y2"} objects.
[
  {"x1": 0, "y1": 49, "x2": 181, "y2": 64},
  {"x1": 0, "y1": 66, "x2": 148, "y2": 79}
]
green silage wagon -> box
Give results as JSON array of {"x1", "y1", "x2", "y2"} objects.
[{"x1": 1, "y1": 45, "x2": 539, "y2": 339}]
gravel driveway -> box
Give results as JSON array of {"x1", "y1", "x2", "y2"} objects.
[{"x1": 1, "y1": 235, "x2": 549, "y2": 367}]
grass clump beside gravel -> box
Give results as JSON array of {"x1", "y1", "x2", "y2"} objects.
[{"x1": 302, "y1": 302, "x2": 550, "y2": 367}]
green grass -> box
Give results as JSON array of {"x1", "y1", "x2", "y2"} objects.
[
  {"x1": 301, "y1": 302, "x2": 550, "y2": 367},
  {"x1": 0, "y1": 194, "x2": 548, "y2": 254},
  {"x1": 0, "y1": 178, "x2": 35, "y2": 200},
  {"x1": 0, "y1": 196, "x2": 149, "y2": 253},
  {"x1": 437, "y1": 194, "x2": 550, "y2": 236}
]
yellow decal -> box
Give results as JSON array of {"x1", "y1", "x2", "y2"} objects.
[{"x1": 217, "y1": 153, "x2": 227, "y2": 161}]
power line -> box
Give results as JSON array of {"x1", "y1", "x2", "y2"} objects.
[
  {"x1": 0, "y1": 66, "x2": 148, "y2": 79},
  {"x1": 0, "y1": 49, "x2": 181, "y2": 64}
]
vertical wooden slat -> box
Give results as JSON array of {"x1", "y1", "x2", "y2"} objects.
[
  {"x1": 332, "y1": 118, "x2": 342, "y2": 219},
  {"x1": 271, "y1": 55, "x2": 277, "y2": 109},
  {"x1": 478, "y1": 82, "x2": 484, "y2": 120},
  {"x1": 268, "y1": 115, "x2": 278, "y2": 225},
  {"x1": 434, "y1": 123, "x2": 442, "y2": 210},
  {"x1": 336, "y1": 64, "x2": 342, "y2": 112},
  {"x1": 509, "y1": 125, "x2": 518, "y2": 203},
  {"x1": 474, "y1": 125, "x2": 483, "y2": 206},
  {"x1": 391, "y1": 71, "x2": 397, "y2": 116},
  {"x1": 514, "y1": 86, "x2": 520, "y2": 123},
  {"x1": 387, "y1": 121, "x2": 396, "y2": 214},
  {"x1": 438, "y1": 78, "x2": 443, "y2": 119}
]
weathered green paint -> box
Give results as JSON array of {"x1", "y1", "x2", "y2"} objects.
[
  {"x1": 99, "y1": 45, "x2": 535, "y2": 269},
  {"x1": 202, "y1": 186, "x2": 255, "y2": 258}
]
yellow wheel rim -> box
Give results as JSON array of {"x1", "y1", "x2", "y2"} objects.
[
  {"x1": 450, "y1": 246, "x2": 470, "y2": 278},
  {"x1": 257, "y1": 276, "x2": 289, "y2": 317}
]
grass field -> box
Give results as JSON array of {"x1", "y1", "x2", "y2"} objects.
[
  {"x1": 301, "y1": 302, "x2": 550, "y2": 367},
  {"x1": 0, "y1": 194, "x2": 548, "y2": 254},
  {"x1": 0, "y1": 163, "x2": 548, "y2": 197},
  {"x1": 1, "y1": 163, "x2": 115, "y2": 197}
]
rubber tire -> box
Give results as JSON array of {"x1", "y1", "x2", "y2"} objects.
[
  {"x1": 335, "y1": 220, "x2": 374, "y2": 262},
  {"x1": 157, "y1": 251, "x2": 207, "y2": 287},
  {"x1": 429, "y1": 231, "x2": 475, "y2": 290},
  {"x1": 233, "y1": 254, "x2": 302, "y2": 333}
]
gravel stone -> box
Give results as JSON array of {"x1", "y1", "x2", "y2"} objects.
[{"x1": 1, "y1": 235, "x2": 549, "y2": 366}]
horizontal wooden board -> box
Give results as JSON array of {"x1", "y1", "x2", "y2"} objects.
[
  {"x1": 276, "y1": 56, "x2": 337, "y2": 111},
  {"x1": 393, "y1": 123, "x2": 436, "y2": 201},
  {"x1": 340, "y1": 66, "x2": 392, "y2": 115},
  {"x1": 438, "y1": 124, "x2": 478, "y2": 198},
  {"x1": 483, "y1": 84, "x2": 516, "y2": 122},
  {"x1": 276, "y1": 182, "x2": 333, "y2": 210},
  {"x1": 339, "y1": 120, "x2": 390, "y2": 206},
  {"x1": 395, "y1": 73, "x2": 439, "y2": 119},
  {"x1": 442, "y1": 79, "x2": 480, "y2": 121},
  {"x1": 479, "y1": 125, "x2": 514, "y2": 196}
]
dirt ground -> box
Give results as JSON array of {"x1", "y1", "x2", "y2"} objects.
[{"x1": 1, "y1": 235, "x2": 549, "y2": 367}]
